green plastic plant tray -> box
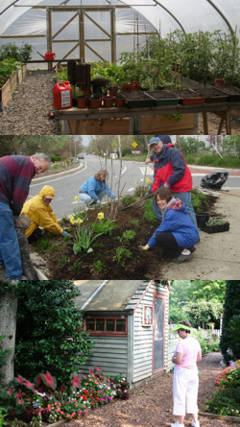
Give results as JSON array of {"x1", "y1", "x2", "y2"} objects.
[{"x1": 145, "y1": 90, "x2": 180, "y2": 106}]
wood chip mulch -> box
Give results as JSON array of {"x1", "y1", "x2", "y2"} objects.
[{"x1": 59, "y1": 353, "x2": 239, "y2": 427}]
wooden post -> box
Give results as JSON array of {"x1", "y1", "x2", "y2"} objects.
[
  {"x1": 202, "y1": 112, "x2": 208, "y2": 134},
  {"x1": 46, "y1": 8, "x2": 53, "y2": 71},
  {"x1": 79, "y1": 9, "x2": 85, "y2": 62},
  {"x1": 111, "y1": 8, "x2": 116, "y2": 64}
]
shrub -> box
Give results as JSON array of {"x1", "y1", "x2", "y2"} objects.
[
  {"x1": 0, "y1": 43, "x2": 32, "y2": 62},
  {"x1": 15, "y1": 281, "x2": 93, "y2": 385}
]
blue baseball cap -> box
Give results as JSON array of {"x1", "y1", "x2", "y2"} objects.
[{"x1": 149, "y1": 136, "x2": 161, "y2": 146}]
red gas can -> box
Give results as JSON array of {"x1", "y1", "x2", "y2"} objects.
[{"x1": 53, "y1": 81, "x2": 72, "y2": 110}]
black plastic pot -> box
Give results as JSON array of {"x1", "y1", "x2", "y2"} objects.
[
  {"x1": 201, "y1": 222, "x2": 230, "y2": 233},
  {"x1": 196, "y1": 213, "x2": 210, "y2": 228}
]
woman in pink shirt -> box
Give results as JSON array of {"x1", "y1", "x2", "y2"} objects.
[{"x1": 171, "y1": 321, "x2": 202, "y2": 427}]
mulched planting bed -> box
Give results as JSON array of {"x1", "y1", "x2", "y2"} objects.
[{"x1": 31, "y1": 193, "x2": 217, "y2": 280}]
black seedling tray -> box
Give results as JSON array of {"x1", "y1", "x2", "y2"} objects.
[
  {"x1": 145, "y1": 90, "x2": 180, "y2": 106},
  {"x1": 201, "y1": 221, "x2": 230, "y2": 233},
  {"x1": 216, "y1": 86, "x2": 240, "y2": 102},
  {"x1": 196, "y1": 87, "x2": 229, "y2": 103},
  {"x1": 122, "y1": 92, "x2": 155, "y2": 108}
]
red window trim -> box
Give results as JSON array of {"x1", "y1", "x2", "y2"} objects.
[{"x1": 84, "y1": 316, "x2": 128, "y2": 337}]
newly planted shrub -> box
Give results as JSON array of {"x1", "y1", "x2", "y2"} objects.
[{"x1": 91, "y1": 218, "x2": 117, "y2": 235}]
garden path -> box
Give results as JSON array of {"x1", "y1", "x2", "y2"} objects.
[{"x1": 60, "y1": 352, "x2": 239, "y2": 427}]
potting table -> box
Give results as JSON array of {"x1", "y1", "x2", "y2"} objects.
[{"x1": 55, "y1": 101, "x2": 240, "y2": 135}]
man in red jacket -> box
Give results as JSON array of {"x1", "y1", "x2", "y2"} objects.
[
  {"x1": 0, "y1": 153, "x2": 49, "y2": 280},
  {"x1": 146, "y1": 136, "x2": 197, "y2": 229}
]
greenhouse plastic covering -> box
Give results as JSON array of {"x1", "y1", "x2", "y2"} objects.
[{"x1": 0, "y1": 0, "x2": 239, "y2": 62}]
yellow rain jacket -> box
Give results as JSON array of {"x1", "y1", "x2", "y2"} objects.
[{"x1": 21, "y1": 185, "x2": 63, "y2": 238}]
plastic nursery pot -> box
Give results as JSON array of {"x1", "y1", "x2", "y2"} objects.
[
  {"x1": 89, "y1": 97, "x2": 102, "y2": 108},
  {"x1": 77, "y1": 96, "x2": 89, "y2": 108},
  {"x1": 102, "y1": 95, "x2": 114, "y2": 108},
  {"x1": 114, "y1": 96, "x2": 125, "y2": 107},
  {"x1": 215, "y1": 78, "x2": 225, "y2": 87},
  {"x1": 121, "y1": 83, "x2": 132, "y2": 92},
  {"x1": 130, "y1": 81, "x2": 141, "y2": 91},
  {"x1": 201, "y1": 220, "x2": 230, "y2": 234},
  {"x1": 108, "y1": 86, "x2": 118, "y2": 95},
  {"x1": 196, "y1": 212, "x2": 210, "y2": 228}
]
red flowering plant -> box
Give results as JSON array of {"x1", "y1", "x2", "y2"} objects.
[
  {"x1": 206, "y1": 360, "x2": 240, "y2": 417},
  {"x1": 1, "y1": 368, "x2": 129, "y2": 425}
]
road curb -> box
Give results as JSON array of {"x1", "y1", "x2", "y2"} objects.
[{"x1": 32, "y1": 162, "x2": 84, "y2": 184}]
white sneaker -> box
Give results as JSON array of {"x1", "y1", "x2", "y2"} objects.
[
  {"x1": 191, "y1": 421, "x2": 200, "y2": 427},
  {"x1": 171, "y1": 423, "x2": 184, "y2": 427}
]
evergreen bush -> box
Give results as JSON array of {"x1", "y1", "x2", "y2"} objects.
[{"x1": 220, "y1": 281, "x2": 240, "y2": 364}]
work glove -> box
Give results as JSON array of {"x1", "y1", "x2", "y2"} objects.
[
  {"x1": 62, "y1": 231, "x2": 70, "y2": 237},
  {"x1": 139, "y1": 244, "x2": 150, "y2": 251}
]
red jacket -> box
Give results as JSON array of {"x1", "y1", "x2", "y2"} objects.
[{"x1": 151, "y1": 146, "x2": 192, "y2": 193}]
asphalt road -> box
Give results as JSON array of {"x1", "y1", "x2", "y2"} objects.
[{"x1": 29, "y1": 154, "x2": 240, "y2": 218}]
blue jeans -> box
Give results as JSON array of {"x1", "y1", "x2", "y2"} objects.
[
  {"x1": 0, "y1": 202, "x2": 23, "y2": 279},
  {"x1": 78, "y1": 191, "x2": 104, "y2": 207},
  {"x1": 152, "y1": 191, "x2": 198, "y2": 229}
]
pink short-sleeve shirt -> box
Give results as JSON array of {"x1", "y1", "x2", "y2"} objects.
[{"x1": 175, "y1": 336, "x2": 201, "y2": 369}]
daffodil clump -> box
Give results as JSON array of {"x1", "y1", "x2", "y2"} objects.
[{"x1": 69, "y1": 216, "x2": 83, "y2": 225}]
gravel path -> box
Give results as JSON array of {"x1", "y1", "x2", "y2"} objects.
[
  {"x1": 59, "y1": 352, "x2": 239, "y2": 427},
  {"x1": 0, "y1": 71, "x2": 57, "y2": 135},
  {"x1": 0, "y1": 70, "x2": 239, "y2": 135}
]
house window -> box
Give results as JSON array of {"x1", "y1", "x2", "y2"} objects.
[{"x1": 85, "y1": 316, "x2": 127, "y2": 336}]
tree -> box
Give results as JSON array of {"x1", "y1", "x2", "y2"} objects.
[
  {"x1": 220, "y1": 281, "x2": 240, "y2": 364},
  {"x1": 169, "y1": 280, "x2": 226, "y2": 324},
  {"x1": 0, "y1": 282, "x2": 18, "y2": 383}
]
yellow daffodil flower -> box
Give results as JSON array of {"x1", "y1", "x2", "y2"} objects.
[
  {"x1": 74, "y1": 195, "x2": 79, "y2": 201},
  {"x1": 97, "y1": 212, "x2": 104, "y2": 220},
  {"x1": 145, "y1": 177, "x2": 152, "y2": 185}
]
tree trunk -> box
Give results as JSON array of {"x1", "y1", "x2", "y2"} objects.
[{"x1": 0, "y1": 292, "x2": 18, "y2": 383}]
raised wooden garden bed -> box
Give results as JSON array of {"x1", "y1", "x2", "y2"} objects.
[{"x1": 0, "y1": 64, "x2": 27, "y2": 110}]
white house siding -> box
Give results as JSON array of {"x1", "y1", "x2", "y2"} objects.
[
  {"x1": 79, "y1": 336, "x2": 129, "y2": 377},
  {"x1": 132, "y1": 284, "x2": 169, "y2": 383}
]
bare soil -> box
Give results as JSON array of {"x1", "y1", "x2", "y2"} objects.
[
  {"x1": 59, "y1": 352, "x2": 240, "y2": 427},
  {"x1": 30, "y1": 194, "x2": 217, "y2": 280}
]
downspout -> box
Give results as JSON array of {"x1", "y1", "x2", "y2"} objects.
[{"x1": 81, "y1": 280, "x2": 108, "y2": 310}]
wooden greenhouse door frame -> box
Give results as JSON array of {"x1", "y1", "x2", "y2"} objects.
[
  {"x1": 46, "y1": 6, "x2": 116, "y2": 69},
  {"x1": 152, "y1": 292, "x2": 166, "y2": 374}
]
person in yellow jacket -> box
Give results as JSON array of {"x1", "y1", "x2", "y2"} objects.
[{"x1": 21, "y1": 185, "x2": 69, "y2": 239}]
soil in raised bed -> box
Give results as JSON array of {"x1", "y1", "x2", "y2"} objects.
[{"x1": 30, "y1": 194, "x2": 217, "y2": 280}]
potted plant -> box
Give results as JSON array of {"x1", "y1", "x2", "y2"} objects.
[
  {"x1": 77, "y1": 95, "x2": 89, "y2": 108},
  {"x1": 201, "y1": 217, "x2": 230, "y2": 233}
]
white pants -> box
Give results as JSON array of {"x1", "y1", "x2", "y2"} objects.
[{"x1": 173, "y1": 367, "x2": 199, "y2": 416}]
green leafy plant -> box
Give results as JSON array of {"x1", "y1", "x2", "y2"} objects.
[
  {"x1": 113, "y1": 246, "x2": 132, "y2": 267},
  {"x1": 59, "y1": 256, "x2": 68, "y2": 266},
  {"x1": 91, "y1": 218, "x2": 117, "y2": 235},
  {"x1": 36, "y1": 238, "x2": 49, "y2": 253},
  {"x1": 121, "y1": 195, "x2": 137, "y2": 207},
  {"x1": 92, "y1": 260, "x2": 104, "y2": 273},
  {"x1": 117, "y1": 229, "x2": 136, "y2": 243},
  {"x1": 206, "y1": 217, "x2": 228, "y2": 226},
  {"x1": 129, "y1": 219, "x2": 140, "y2": 228},
  {"x1": 0, "y1": 43, "x2": 32, "y2": 62},
  {"x1": 191, "y1": 189, "x2": 208, "y2": 214},
  {"x1": 0, "y1": 407, "x2": 7, "y2": 426},
  {"x1": 143, "y1": 199, "x2": 156, "y2": 223},
  {"x1": 73, "y1": 225, "x2": 105, "y2": 255}
]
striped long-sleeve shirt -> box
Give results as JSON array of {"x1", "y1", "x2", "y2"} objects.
[{"x1": 0, "y1": 155, "x2": 35, "y2": 215}]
